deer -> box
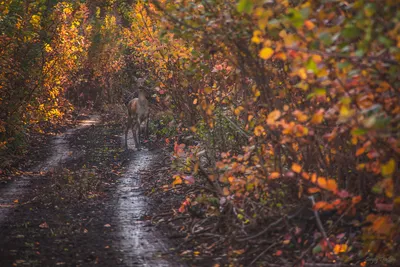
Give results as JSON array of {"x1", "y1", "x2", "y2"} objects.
[{"x1": 125, "y1": 77, "x2": 149, "y2": 150}]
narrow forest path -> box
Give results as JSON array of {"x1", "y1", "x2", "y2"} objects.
[
  {"x1": 0, "y1": 115, "x2": 183, "y2": 267},
  {"x1": 0, "y1": 115, "x2": 100, "y2": 226},
  {"x1": 114, "y1": 141, "x2": 179, "y2": 266}
]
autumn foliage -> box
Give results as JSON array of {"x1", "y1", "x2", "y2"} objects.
[
  {"x1": 1, "y1": 0, "x2": 399, "y2": 265},
  {"x1": 135, "y1": 0, "x2": 399, "y2": 265}
]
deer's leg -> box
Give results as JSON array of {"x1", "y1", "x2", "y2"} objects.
[
  {"x1": 145, "y1": 114, "x2": 149, "y2": 139},
  {"x1": 125, "y1": 116, "x2": 132, "y2": 149},
  {"x1": 135, "y1": 118, "x2": 141, "y2": 150},
  {"x1": 131, "y1": 119, "x2": 139, "y2": 150}
]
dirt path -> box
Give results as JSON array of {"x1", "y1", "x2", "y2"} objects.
[
  {"x1": 114, "y1": 150, "x2": 177, "y2": 266},
  {"x1": 0, "y1": 115, "x2": 100, "y2": 226},
  {"x1": 111, "y1": 133, "x2": 183, "y2": 266},
  {"x1": 0, "y1": 116, "x2": 183, "y2": 266}
]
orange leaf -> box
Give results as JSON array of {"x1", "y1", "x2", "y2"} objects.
[
  {"x1": 311, "y1": 173, "x2": 317, "y2": 183},
  {"x1": 223, "y1": 187, "x2": 230, "y2": 196},
  {"x1": 356, "y1": 147, "x2": 366, "y2": 156},
  {"x1": 308, "y1": 187, "x2": 320, "y2": 194},
  {"x1": 311, "y1": 109, "x2": 324, "y2": 124},
  {"x1": 317, "y1": 177, "x2": 327, "y2": 189},
  {"x1": 267, "y1": 110, "x2": 281, "y2": 125},
  {"x1": 313, "y1": 201, "x2": 328, "y2": 210},
  {"x1": 352, "y1": 196, "x2": 362, "y2": 204},
  {"x1": 326, "y1": 179, "x2": 338, "y2": 193},
  {"x1": 293, "y1": 110, "x2": 308, "y2": 122},
  {"x1": 301, "y1": 172, "x2": 310, "y2": 180},
  {"x1": 172, "y1": 175, "x2": 183, "y2": 186},
  {"x1": 291, "y1": 163, "x2": 302, "y2": 173},
  {"x1": 304, "y1": 20, "x2": 315, "y2": 30},
  {"x1": 254, "y1": 125, "x2": 265, "y2": 136},
  {"x1": 334, "y1": 244, "x2": 348, "y2": 254},
  {"x1": 269, "y1": 172, "x2": 280, "y2": 179}
]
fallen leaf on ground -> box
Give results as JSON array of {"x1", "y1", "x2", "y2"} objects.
[{"x1": 39, "y1": 222, "x2": 49, "y2": 229}]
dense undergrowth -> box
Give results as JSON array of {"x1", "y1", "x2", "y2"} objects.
[{"x1": 1, "y1": 0, "x2": 399, "y2": 266}]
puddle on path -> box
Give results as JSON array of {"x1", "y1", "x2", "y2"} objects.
[
  {"x1": 0, "y1": 115, "x2": 100, "y2": 225},
  {"x1": 116, "y1": 137, "x2": 182, "y2": 266}
]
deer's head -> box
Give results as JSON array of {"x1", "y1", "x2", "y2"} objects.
[{"x1": 134, "y1": 76, "x2": 147, "y2": 88}]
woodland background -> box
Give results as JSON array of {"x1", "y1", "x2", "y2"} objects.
[{"x1": 0, "y1": 0, "x2": 399, "y2": 265}]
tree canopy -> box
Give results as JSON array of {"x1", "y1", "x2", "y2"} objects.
[{"x1": 1, "y1": 0, "x2": 399, "y2": 265}]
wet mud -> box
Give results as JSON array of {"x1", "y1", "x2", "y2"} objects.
[{"x1": 0, "y1": 116, "x2": 182, "y2": 266}]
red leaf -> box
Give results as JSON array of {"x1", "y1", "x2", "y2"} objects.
[{"x1": 39, "y1": 222, "x2": 49, "y2": 229}]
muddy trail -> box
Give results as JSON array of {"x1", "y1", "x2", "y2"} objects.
[{"x1": 0, "y1": 115, "x2": 185, "y2": 267}]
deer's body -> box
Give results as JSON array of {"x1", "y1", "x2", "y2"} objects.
[{"x1": 125, "y1": 88, "x2": 149, "y2": 150}]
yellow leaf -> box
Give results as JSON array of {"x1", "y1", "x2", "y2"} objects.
[
  {"x1": 291, "y1": 163, "x2": 302, "y2": 173},
  {"x1": 297, "y1": 68, "x2": 307, "y2": 80},
  {"x1": 338, "y1": 105, "x2": 354, "y2": 122},
  {"x1": 254, "y1": 125, "x2": 265, "y2": 136},
  {"x1": 204, "y1": 87, "x2": 212, "y2": 94},
  {"x1": 233, "y1": 249, "x2": 245, "y2": 255},
  {"x1": 251, "y1": 30, "x2": 262, "y2": 44},
  {"x1": 234, "y1": 106, "x2": 244, "y2": 116},
  {"x1": 381, "y1": 158, "x2": 395, "y2": 177},
  {"x1": 340, "y1": 105, "x2": 350, "y2": 117},
  {"x1": 172, "y1": 175, "x2": 182, "y2": 186},
  {"x1": 259, "y1": 47, "x2": 274, "y2": 60},
  {"x1": 334, "y1": 244, "x2": 348, "y2": 254}
]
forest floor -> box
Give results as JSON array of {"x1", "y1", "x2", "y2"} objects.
[{"x1": 0, "y1": 112, "x2": 188, "y2": 267}]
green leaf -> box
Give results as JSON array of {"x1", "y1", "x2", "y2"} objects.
[
  {"x1": 342, "y1": 25, "x2": 362, "y2": 40},
  {"x1": 338, "y1": 61, "x2": 351, "y2": 70},
  {"x1": 287, "y1": 9, "x2": 304, "y2": 28},
  {"x1": 378, "y1": 36, "x2": 393, "y2": 48},
  {"x1": 351, "y1": 128, "x2": 367, "y2": 136},
  {"x1": 318, "y1": 32, "x2": 333, "y2": 46},
  {"x1": 312, "y1": 244, "x2": 322, "y2": 254},
  {"x1": 237, "y1": 0, "x2": 253, "y2": 14},
  {"x1": 364, "y1": 3, "x2": 376, "y2": 17}
]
